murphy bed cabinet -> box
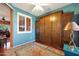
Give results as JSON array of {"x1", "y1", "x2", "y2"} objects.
[{"x1": 36, "y1": 11, "x2": 74, "y2": 50}]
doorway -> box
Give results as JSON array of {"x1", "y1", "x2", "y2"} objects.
[{"x1": 0, "y1": 3, "x2": 12, "y2": 50}]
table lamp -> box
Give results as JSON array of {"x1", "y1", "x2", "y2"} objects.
[{"x1": 64, "y1": 21, "x2": 79, "y2": 51}]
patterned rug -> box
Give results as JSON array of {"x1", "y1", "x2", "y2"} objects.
[{"x1": 4, "y1": 42, "x2": 64, "y2": 56}]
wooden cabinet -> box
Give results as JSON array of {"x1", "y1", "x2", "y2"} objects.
[{"x1": 36, "y1": 11, "x2": 74, "y2": 50}]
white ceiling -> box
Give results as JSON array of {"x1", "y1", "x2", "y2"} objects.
[{"x1": 12, "y1": 3, "x2": 71, "y2": 17}]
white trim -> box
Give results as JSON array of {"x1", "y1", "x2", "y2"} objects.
[
  {"x1": 17, "y1": 12, "x2": 19, "y2": 33},
  {"x1": 17, "y1": 12, "x2": 32, "y2": 18},
  {"x1": 6, "y1": 3, "x2": 14, "y2": 10},
  {"x1": 13, "y1": 40, "x2": 35, "y2": 48},
  {"x1": 17, "y1": 12, "x2": 32, "y2": 34},
  {"x1": 25, "y1": 16, "x2": 26, "y2": 32}
]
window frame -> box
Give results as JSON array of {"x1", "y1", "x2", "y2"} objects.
[{"x1": 17, "y1": 12, "x2": 32, "y2": 34}]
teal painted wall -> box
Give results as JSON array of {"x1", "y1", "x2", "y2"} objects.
[
  {"x1": 55, "y1": 3, "x2": 79, "y2": 14},
  {"x1": 12, "y1": 5, "x2": 37, "y2": 47},
  {"x1": 39, "y1": 3, "x2": 79, "y2": 18}
]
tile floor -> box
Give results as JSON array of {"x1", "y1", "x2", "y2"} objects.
[{"x1": 2, "y1": 42, "x2": 64, "y2": 56}]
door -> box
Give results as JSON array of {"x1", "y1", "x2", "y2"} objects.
[
  {"x1": 39, "y1": 17, "x2": 45, "y2": 44},
  {"x1": 50, "y1": 11, "x2": 63, "y2": 49},
  {"x1": 36, "y1": 17, "x2": 45, "y2": 44},
  {"x1": 36, "y1": 20, "x2": 40, "y2": 42},
  {"x1": 44, "y1": 15, "x2": 51, "y2": 46}
]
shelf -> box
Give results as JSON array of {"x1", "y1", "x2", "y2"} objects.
[{"x1": 0, "y1": 20, "x2": 10, "y2": 25}]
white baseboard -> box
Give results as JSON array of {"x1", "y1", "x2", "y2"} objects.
[{"x1": 13, "y1": 40, "x2": 35, "y2": 48}]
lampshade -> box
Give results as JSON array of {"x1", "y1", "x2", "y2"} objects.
[
  {"x1": 64, "y1": 22, "x2": 72, "y2": 31},
  {"x1": 72, "y1": 22, "x2": 79, "y2": 31}
]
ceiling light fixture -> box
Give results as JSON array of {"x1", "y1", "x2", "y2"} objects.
[
  {"x1": 31, "y1": 3, "x2": 50, "y2": 6},
  {"x1": 32, "y1": 5, "x2": 44, "y2": 12},
  {"x1": 31, "y1": 3, "x2": 50, "y2": 16},
  {"x1": 32, "y1": 3, "x2": 45, "y2": 16}
]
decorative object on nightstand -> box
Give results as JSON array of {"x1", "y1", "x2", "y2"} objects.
[
  {"x1": 64, "y1": 21, "x2": 79, "y2": 51},
  {"x1": 66, "y1": 22, "x2": 79, "y2": 51},
  {"x1": 64, "y1": 22, "x2": 79, "y2": 56}
]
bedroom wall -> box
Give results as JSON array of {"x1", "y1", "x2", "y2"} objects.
[{"x1": 11, "y1": 5, "x2": 37, "y2": 47}]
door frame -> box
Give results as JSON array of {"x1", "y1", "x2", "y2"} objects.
[
  {"x1": 10, "y1": 8, "x2": 13, "y2": 48},
  {"x1": 5, "y1": 3, "x2": 13, "y2": 48}
]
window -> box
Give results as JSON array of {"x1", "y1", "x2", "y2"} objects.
[{"x1": 17, "y1": 12, "x2": 32, "y2": 34}]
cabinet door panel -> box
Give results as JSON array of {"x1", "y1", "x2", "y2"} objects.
[
  {"x1": 44, "y1": 16, "x2": 51, "y2": 46},
  {"x1": 36, "y1": 20, "x2": 40, "y2": 42},
  {"x1": 51, "y1": 12, "x2": 62, "y2": 49},
  {"x1": 39, "y1": 17, "x2": 45, "y2": 44}
]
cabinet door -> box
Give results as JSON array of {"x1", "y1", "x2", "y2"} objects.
[
  {"x1": 39, "y1": 17, "x2": 45, "y2": 44},
  {"x1": 51, "y1": 12, "x2": 63, "y2": 49},
  {"x1": 44, "y1": 16, "x2": 51, "y2": 46},
  {"x1": 62, "y1": 12, "x2": 74, "y2": 44},
  {"x1": 36, "y1": 20, "x2": 40, "y2": 42},
  {"x1": 36, "y1": 18, "x2": 44, "y2": 44}
]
